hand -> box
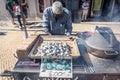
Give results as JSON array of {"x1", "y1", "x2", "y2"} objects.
[
  {"x1": 69, "y1": 37, "x2": 79, "y2": 41},
  {"x1": 69, "y1": 37, "x2": 75, "y2": 41},
  {"x1": 66, "y1": 32, "x2": 71, "y2": 37}
]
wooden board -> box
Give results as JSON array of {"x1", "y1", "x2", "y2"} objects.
[{"x1": 28, "y1": 36, "x2": 80, "y2": 59}]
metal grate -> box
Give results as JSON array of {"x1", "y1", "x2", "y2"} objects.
[{"x1": 73, "y1": 65, "x2": 87, "y2": 73}]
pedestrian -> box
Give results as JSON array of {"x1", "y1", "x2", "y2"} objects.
[
  {"x1": 21, "y1": 0, "x2": 28, "y2": 24},
  {"x1": 42, "y1": 1, "x2": 72, "y2": 36},
  {"x1": 5, "y1": 0, "x2": 15, "y2": 25},
  {"x1": 81, "y1": 0, "x2": 89, "y2": 21},
  {"x1": 38, "y1": 0, "x2": 44, "y2": 13},
  {"x1": 14, "y1": 2, "x2": 23, "y2": 30}
]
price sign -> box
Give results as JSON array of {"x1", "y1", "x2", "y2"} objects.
[
  {"x1": 52, "y1": 70, "x2": 72, "y2": 78},
  {"x1": 40, "y1": 70, "x2": 72, "y2": 78},
  {"x1": 39, "y1": 58, "x2": 72, "y2": 78}
]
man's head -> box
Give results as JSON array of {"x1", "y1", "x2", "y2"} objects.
[
  {"x1": 52, "y1": 1, "x2": 63, "y2": 18},
  {"x1": 14, "y1": 1, "x2": 19, "y2": 5}
]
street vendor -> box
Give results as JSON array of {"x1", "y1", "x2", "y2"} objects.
[{"x1": 42, "y1": 1, "x2": 72, "y2": 36}]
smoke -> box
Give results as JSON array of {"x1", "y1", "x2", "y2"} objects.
[
  {"x1": 90, "y1": 0, "x2": 120, "y2": 22},
  {"x1": 110, "y1": 1, "x2": 120, "y2": 22}
]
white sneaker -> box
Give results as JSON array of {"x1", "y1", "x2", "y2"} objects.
[{"x1": 18, "y1": 26, "x2": 22, "y2": 29}]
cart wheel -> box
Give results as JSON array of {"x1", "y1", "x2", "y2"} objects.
[
  {"x1": 23, "y1": 76, "x2": 31, "y2": 80},
  {"x1": 0, "y1": 70, "x2": 13, "y2": 80}
]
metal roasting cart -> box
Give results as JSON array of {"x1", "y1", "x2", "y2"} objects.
[{"x1": 1, "y1": 28, "x2": 120, "y2": 80}]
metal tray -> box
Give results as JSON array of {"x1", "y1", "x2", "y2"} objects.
[{"x1": 28, "y1": 36, "x2": 80, "y2": 59}]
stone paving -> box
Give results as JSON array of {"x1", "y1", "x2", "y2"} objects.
[{"x1": 0, "y1": 20, "x2": 120, "y2": 80}]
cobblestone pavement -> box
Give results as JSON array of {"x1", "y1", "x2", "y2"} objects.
[
  {"x1": 0, "y1": 21, "x2": 25, "y2": 80},
  {"x1": 0, "y1": 21, "x2": 120, "y2": 80},
  {"x1": 0, "y1": 32, "x2": 23, "y2": 80},
  {"x1": 0, "y1": 21, "x2": 39, "y2": 80}
]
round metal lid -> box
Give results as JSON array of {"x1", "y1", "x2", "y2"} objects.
[{"x1": 86, "y1": 27, "x2": 120, "y2": 50}]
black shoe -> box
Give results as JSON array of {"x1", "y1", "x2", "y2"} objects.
[{"x1": 81, "y1": 20, "x2": 84, "y2": 22}]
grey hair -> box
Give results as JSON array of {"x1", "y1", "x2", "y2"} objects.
[{"x1": 52, "y1": 1, "x2": 63, "y2": 14}]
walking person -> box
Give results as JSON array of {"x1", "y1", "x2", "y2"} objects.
[
  {"x1": 14, "y1": 2, "x2": 23, "y2": 30},
  {"x1": 81, "y1": 0, "x2": 89, "y2": 21},
  {"x1": 21, "y1": 0, "x2": 29, "y2": 24},
  {"x1": 42, "y1": 1, "x2": 72, "y2": 36},
  {"x1": 5, "y1": 0, "x2": 15, "y2": 25}
]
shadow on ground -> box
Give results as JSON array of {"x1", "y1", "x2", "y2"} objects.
[{"x1": 0, "y1": 32, "x2": 7, "y2": 36}]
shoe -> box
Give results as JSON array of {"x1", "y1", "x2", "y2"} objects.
[
  {"x1": 18, "y1": 26, "x2": 22, "y2": 29},
  {"x1": 20, "y1": 28, "x2": 23, "y2": 31},
  {"x1": 14, "y1": 23, "x2": 17, "y2": 25},
  {"x1": 12, "y1": 22, "x2": 16, "y2": 25}
]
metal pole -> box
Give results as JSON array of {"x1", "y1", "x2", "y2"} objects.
[{"x1": 18, "y1": 0, "x2": 28, "y2": 39}]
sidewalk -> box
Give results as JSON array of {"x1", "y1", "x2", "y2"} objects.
[{"x1": 0, "y1": 21, "x2": 120, "y2": 80}]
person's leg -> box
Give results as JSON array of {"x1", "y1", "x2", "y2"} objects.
[
  {"x1": 8, "y1": 10, "x2": 15, "y2": 24},
  {"x1": 11, "y1": 17, "x2": 15, "y2": 24},
  {"x1": 23, "y1": 11, "x2": 28, "y2": 24},
  {"x1": 82, "y1": 10, "x2": 85, "y2": 21},
  {"x1": 23, "y1": 15, "x2": 26, "y2": 24},
  {"x1": 17, "y1": 15, "x2": 22, "y2": 29},
  {"x1": 84, "y1": 10, "x2": 88, "y2": 20}
]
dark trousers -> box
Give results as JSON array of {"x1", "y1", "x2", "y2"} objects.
[{"x1": 17, "y1": 15, "x2": 22, "y2": 28}]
